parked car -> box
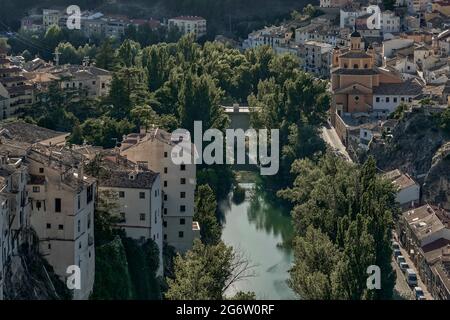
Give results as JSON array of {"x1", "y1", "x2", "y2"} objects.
[
  {"x1": 397, "y1": 255, "x2": 406, "y2": 265},
  {"x1": 394, "y1": 249, "x2": 401, "y2": 258},
  {"x1": 392, "y1": 241, "x2": 400, "y2": 250},
  {"x1": 406, "y1": 269, "x2": 418, "y2": 287},
  {"x1": 414, "y1": 287, "x2": 425, "y2": 300},
  {"x1": 400, "y1": 262, "x2": 409, "y2": 272}
]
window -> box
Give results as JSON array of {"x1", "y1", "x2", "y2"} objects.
[
  {"x1": 39, "y1": 167, "x2": 44, "y2": 173},
  {"x1": 180, "y1": 205, "x2": 186, "y2": 212},
  {"x1": 180, "y1": 192, "x2": 186, "y2": 199},
  {"x1": 79, "y1": 242, "x2": 82, "y2": 249},
  {"x1": 163, "y1": 221, "x2": 167, "y2": 228},
  {"x1": 164, "y1": 167, "x2": 168, "y2": 174},
  {"x1": 164, "y1": 208, "x2": 167, "y2": 215},
  {"x1": 180, "y1": 218, "x2": 185, "y2": 225},
  {"x1": 353, "y1": 64, "x2": 359, "y2": 69},
  {"x1": 164, "y1": 181, "x2": 167, "y2": 187},
  {"x1": 32, "y1": 186, "x2": 40, "y2": 193},
  {"x1": 92, "y1": 81, "x2": 96, "y2": 85},
  {"x1": 180, "y1": 164, "x2": 186, "y2": 171},
  {"x1": 354, "y1": 96, "x2": 359, "y2": 102},
  {"x1": 344, "y1": 63, "x2": 348, "y2": 68},
  {"x1": 178, "y1": 231, "x2": 184, "y2": 238},
  {"x1": 48, "y1": 243, "x2": 51, "y2": 250},
  {"x1": 376, "y1": 97, "x2": 380, "y2": 103},
  {"x1": 140, "y1": 213, "x2": 146, "y2": 221},
  {"x1": 119, "y1": 191, "x2": 125, "y2": 198},
  {"x1": 164, "y1": 234, "x2": 167, "y2": 240},
  {"x1": 77, "y1": 195, "x2": 81, "y2": 210},
  {"x1": 164, "y1": 194, "x2": 168, "y2": 201},
  {"x1": 386, "y1": 97, "x2": 390, "y2": 103},
  {"x1": 46, "y1": 223, "x2": 51, "y2": 229},
  {"x1": 139, "y1": 192, "x2": 145, "y2": 199},
  {"x1": 180, "y1": 178, "x2": 186, "y2": 185},
  {"x1": 77, "y1": 220, "x2": 81, "y2": 233},
  {"x1": 55, "y1": 198, "x2": 61, "y2": 213},
  {"x1": 120, "y1": 212, "x2": 126, "y2": 222},
  {"x1": 164, "y1": 152, "x2": 168, "y2": 158},
  {"x1": 101, "y1": 83, "x2": 105, "y2": 89},
  {"x1": 87, "y1": 184, "x2": 94, "y2": 203},
  {"x1": 393, "y1": 97, "x2": 397, "y2": 103},
  {"x1": 58, "y1": 224, "x2": 64, "y2": 230}
]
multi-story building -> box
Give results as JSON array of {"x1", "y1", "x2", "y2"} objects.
[
  {"x1": 0, "y1": 49, "x2": 34, "y2": 119},
  {"x1": 96, "y1": 153, "x2": 163, "y2": 276},
  {"x1": 26, "y1": 144, "x2": 96, "y2": 300},
  {"x1": 0, "y1": 148, "x2": 31, "y2": 300},
  {"x1": 42, "y1": 8, "x2": 64, "y2": 30},
  {"x1": 398, "y1": 205, "x2": 450, "y2": 300},
  {"x1": 380, "y1": 11, "x2": 401, "y2": 34},
  {"x1": 120, "y1": 128, "x2": 198, "y2": 253},
  {"x1": 39, "y1": 64, "x2": 112, "y2": 98},
  {"x1": 168, "y1": 16, "x2": 207, "y2": 39},
  {"x1": 301, "y1": 41, "x2": 333, "y2": 78}
]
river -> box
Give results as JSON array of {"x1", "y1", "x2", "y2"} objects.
[{"x1": 220, "y1": 181, "x2": 297, "y2": 300}]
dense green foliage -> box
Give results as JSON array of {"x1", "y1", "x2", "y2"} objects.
[
  {"x1": 194, "y1": 185, "x2": 221, "y2": 245},
  {"x1": 279, "y1": 154, "x2": 398, "y2": 299},
  {"x1": 249, "y1": 52, "x2": 330, "y2": 196},
  {"x1": 166, "y1": 240, "x2": 254, "y2": 300},
  {"x1": 91, "y1": 236, "x2": 134, "y2": 300}
]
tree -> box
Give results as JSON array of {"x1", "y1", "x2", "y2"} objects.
[
  {"x1": 117, "y1": 39, "x2": 141, "y2": 67},
  {"x1": 95, "y1": 37, "x2": 118, "y2": 71},
  {"x1": 280, "y1": 153, "x2": 397, "y2": 299},
  {"x1": 91, "y1": 236, "x2": 133, "y2": 300},
  {"x1": 165, "y1": 240, "x2": 255, "y2": 300},
  {"x1": 302, "y1": 4, "x2": 317, "y2": 18},
  {"x1": 194, "y1": 185, "x2": 221, "y2": 245}
]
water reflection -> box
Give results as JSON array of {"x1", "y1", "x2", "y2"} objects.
[{"x1": 220, "y1": 183, "x2": 296, "y2": 300}]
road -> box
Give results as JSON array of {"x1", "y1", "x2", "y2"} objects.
[
  {"x1": 320, "y1": 122, "x2": 353, "y2": 163},
  {"x1": 392, "y1": 233, "x2": 433, "y2": 300}
]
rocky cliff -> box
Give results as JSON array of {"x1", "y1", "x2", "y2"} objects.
[
  {"x1": 369, "y1": 109, "x2": 450, "y2": 209},
  {"x1": 3, "y1": 245, "x2": 71, "y2": 300}
]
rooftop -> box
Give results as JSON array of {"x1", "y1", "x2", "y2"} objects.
[
  {"x1": 373, "y1": 79, "x2": 423, "y2": 96},
  {"x1": 383, "y1": 169, "x2": 418, "y2": 190},
  {"x1": 402, "y1": 205, "x2": 446, "y2": 242}
]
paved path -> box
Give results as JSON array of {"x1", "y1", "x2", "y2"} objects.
[{"x1": 320, "y1": 122, "x2": 353, "y2": 163}]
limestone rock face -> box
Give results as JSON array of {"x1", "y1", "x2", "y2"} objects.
[
  {"x1": 3, "y1": 247, "x2": 70, "y2": 300},
  {"x1": 369, "y1": 111, "x2": 450, "y2": 208},
  {"x1": 423, "y1": 142, "x2": 450, "y2": 210}
]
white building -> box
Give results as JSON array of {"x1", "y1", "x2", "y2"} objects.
[
  {"x1": 168, "y1": 16, "x2": 207, "y2": 39},
  {"x1": 42, "y1": 8, "x2": 63, "y2": 30},
  {"x1": 382, "y1": 38, "x2": 414, "y2": 58},
  {"x1": 301, "y1": 41, "x2": 333, "y2": 77},
  {"x1": 372, "y1": 79, "x2": 423, "y2": 113},
  {"x1": 96, "y1": 154, "x2": 163, "y2": 276},
  {"x1": 384, "y1": 169, "x2": 421, "y2": 208},
  {"x1": 0, "y1": 151, "x2": 30, "y2": 300},
  {"x1": 27, "y1": 144, "x2": 96, "y2": 300},
  {"x1": 380, "y1": 11, "x2": 401, "y2": 34},
  {"x1": 120, "y1": 128, "x2": 198, "y2": 253}
]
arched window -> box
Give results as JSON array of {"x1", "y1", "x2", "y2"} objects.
[
  {"x1": 364, "y1": 64, "x2": 368, "y2": 68},
  {"x1": 344, "y1": 63, "x2": 348, "y2": 68},
  {"x1": 353, "y1": 64, "x2": 359, "y2": 69}
]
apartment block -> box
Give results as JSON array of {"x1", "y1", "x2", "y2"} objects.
[
  {"x1": 95, "y1": 153, "x2": 163, "y2": 276},
  {"x1": 168, "y1": 16, "x2": 207, "y2": 39},
  {"x1": 0, "y1": 49, "x2": 34, "y2": 119},
  {"x1": 26, "y1": 144, "x2": 96, "y2": 300},
  {"x1": 120, "y1": 128, "x2": 197, "y2": 253}
]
